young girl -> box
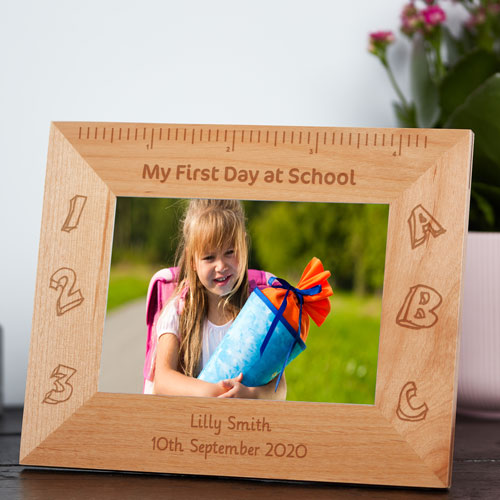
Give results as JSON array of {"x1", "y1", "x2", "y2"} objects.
[{"x1": 149, "y1": 199, "x2": 286, "y2": 400}]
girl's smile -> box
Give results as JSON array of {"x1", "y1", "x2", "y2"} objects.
[
  {"x1": 195, "y1": 245, "x2": 239, "y2": 301},
  {"x1": 214, "y1": 275, "x2": 232, "y2": 286}
]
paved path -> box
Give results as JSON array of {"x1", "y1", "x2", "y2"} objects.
[{"x1": 99, "y1": 297, "x2": 147, "y2": 394}]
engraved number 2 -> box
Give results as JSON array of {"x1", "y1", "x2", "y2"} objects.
[{"x1": 49, "y1": 268, "x2": 84, "y2": 316}]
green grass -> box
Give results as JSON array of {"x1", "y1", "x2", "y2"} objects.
[
  {"x1": 106, "y1": 264, "x2": 158, "y2": 312},
  {"x1": 285, "y1": 291, "x2": 381, "y2": 405}
]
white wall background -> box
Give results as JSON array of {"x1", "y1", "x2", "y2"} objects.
[{"x1": 0, "y1": 0, "x2": 411, "y2": 406}]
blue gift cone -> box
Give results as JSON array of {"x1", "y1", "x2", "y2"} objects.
[{"x1": 198, "y1": 288, "x2": 305, "y2": 387}]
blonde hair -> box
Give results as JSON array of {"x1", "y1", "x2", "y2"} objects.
[{"x1": 175, "y1": 199, "x2": 249, "y2": 377}]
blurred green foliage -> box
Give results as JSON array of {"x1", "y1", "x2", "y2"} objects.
[
  {"x1": 248, "y1": 201, "x2": 388, "y2": 294},
  {"x1": 369, "y1": 1, "x2": 500, "y2": 230},
  {"x1": 111, "y1": 198, "x2": 187, "y2": 266},
  {"x1": 106, "y1": 264, "x2": 156, "y2": 312},
  {"x1": 285, "y1": 292, "x2": 381, "y2": 404},
  {"x1": 111, "y1": 197, "x2": 388, "y2": 294}
]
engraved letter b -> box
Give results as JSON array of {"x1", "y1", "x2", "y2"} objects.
[{"x1": 396, "y1": 285, "x2": 443, "y2": 330}]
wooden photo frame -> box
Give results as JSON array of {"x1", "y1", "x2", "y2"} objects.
[{"x1": 21, "y1": 122, "x2": 473, "y2": 488}]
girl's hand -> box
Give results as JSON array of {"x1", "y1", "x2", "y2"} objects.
[
  {"x1": 216, "y1": 373, "x2": 286, "y2": 400},
  {"x1": 217, "y1": 373, "x2": 255, "y2": 399}
]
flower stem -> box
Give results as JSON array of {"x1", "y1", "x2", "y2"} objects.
[
  {"x1": 430, "y1": 30, "x2": 445, "y2": 81},
  {"x1": 382, "y1": 58, "x2": 410, "y2": 110},
  {"x1": 435, "y1": 45, "x2": 445, "y2": 79}
]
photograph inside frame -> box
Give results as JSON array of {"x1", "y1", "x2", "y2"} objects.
[{"x1": 99, "y1": 197, "x2": 388, "y2": 404}]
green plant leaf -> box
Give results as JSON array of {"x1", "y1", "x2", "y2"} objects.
[
  {"x1": 470, "y1": 188, "x2": 495, "y2": 228},
  {"x1": 442, "y1": 27, "x2": 463, "y2": 67},
  {"x1": 445, "y1": 74, "x2": 500, "y2": 168},
  {"x1": 469, "y1": 182, "x2": 500, "y2": 230},
  {"x1": 461, "y1": 28, "x2": 477, "y2": 54},
  {"x1": 439, "y1": 49, "x2": 499, "y2": 121},
  {"x1": 392, "y1": 101, "x2": 416, "y2": 128},
  {"x1": 474, "y1": 182, "x2": 500, "y2": 203},
  {"x1": 411, "y1": 35, "x2": 440, "y2": 128},
  {"x1": 472, "y1": 155, "x2": 500, "y2": 187}
]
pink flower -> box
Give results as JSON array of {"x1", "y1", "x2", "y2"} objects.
[
  {"x1": 488, "y1": 4, "x2": 500, "y2": 15},
  {"x1": 422, "y1": 5, "x2": 446, "y2": 26},
  {"x1": 401, "y1": 3, "x2": 423, "y2": 36},
  {"x1": 401, "y1": 3, "x2": 419, "y2": 20},
  {"x1": 368, "y1": 31, "x2": 395, "y2": 56},
  {"x1": 465, "y1": 7, "x2": 487, "y2": 30},
  {"x1": 369, "y1": 31, "x2": 395, "y2": 43}
]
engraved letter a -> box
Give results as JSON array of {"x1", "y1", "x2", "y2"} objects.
[{"x1": 408, "y1": 204, "x2": 446, "y2": 249}]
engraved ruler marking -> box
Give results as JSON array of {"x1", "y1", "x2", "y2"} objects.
[{"x1": 77, "y1": 126, "x2": 428, "y2": 157}]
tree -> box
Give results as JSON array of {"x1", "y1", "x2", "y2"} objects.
[{"x1": 249, "y1": 201, "x2": 388, "y2": 294}]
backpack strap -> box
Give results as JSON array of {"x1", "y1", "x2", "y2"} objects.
[
  {"x1": 144, "y1": 267, "x2": 179, "y2": 388},
  {"x1": 248, "y1": 269, "x2": 274, "y2": 292}
]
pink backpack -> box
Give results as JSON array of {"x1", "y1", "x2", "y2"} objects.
[{"x1": 144, "y1": 267, "x2": 272, "y2": 392}]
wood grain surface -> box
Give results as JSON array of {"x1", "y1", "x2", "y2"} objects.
[{"x1": 6, "y1": 409, "x2": 500, "y2": 498}]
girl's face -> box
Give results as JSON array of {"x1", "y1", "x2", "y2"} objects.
[{"x1": 194, "y1": 242, "x2": 240, "y2": 300}]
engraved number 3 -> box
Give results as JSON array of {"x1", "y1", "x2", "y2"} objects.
[
  {"x1": 49, "y1": 268, "x2": 84, "y2": 316},
  {"x1": 43, "y1": 364, "x2": 77, "y2": 405}
]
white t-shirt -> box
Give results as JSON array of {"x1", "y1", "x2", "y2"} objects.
[{"x1": 144, "y1": 297, "x2": 232, "y2": 394}]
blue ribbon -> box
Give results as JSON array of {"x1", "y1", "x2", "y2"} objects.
[{"x1": 259, "y1": 277, "x2": 322, "y2": 391}]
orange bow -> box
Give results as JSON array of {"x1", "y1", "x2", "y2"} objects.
[{"x1": 262, "y1": 257, "x2": 333, "y2": 342}]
